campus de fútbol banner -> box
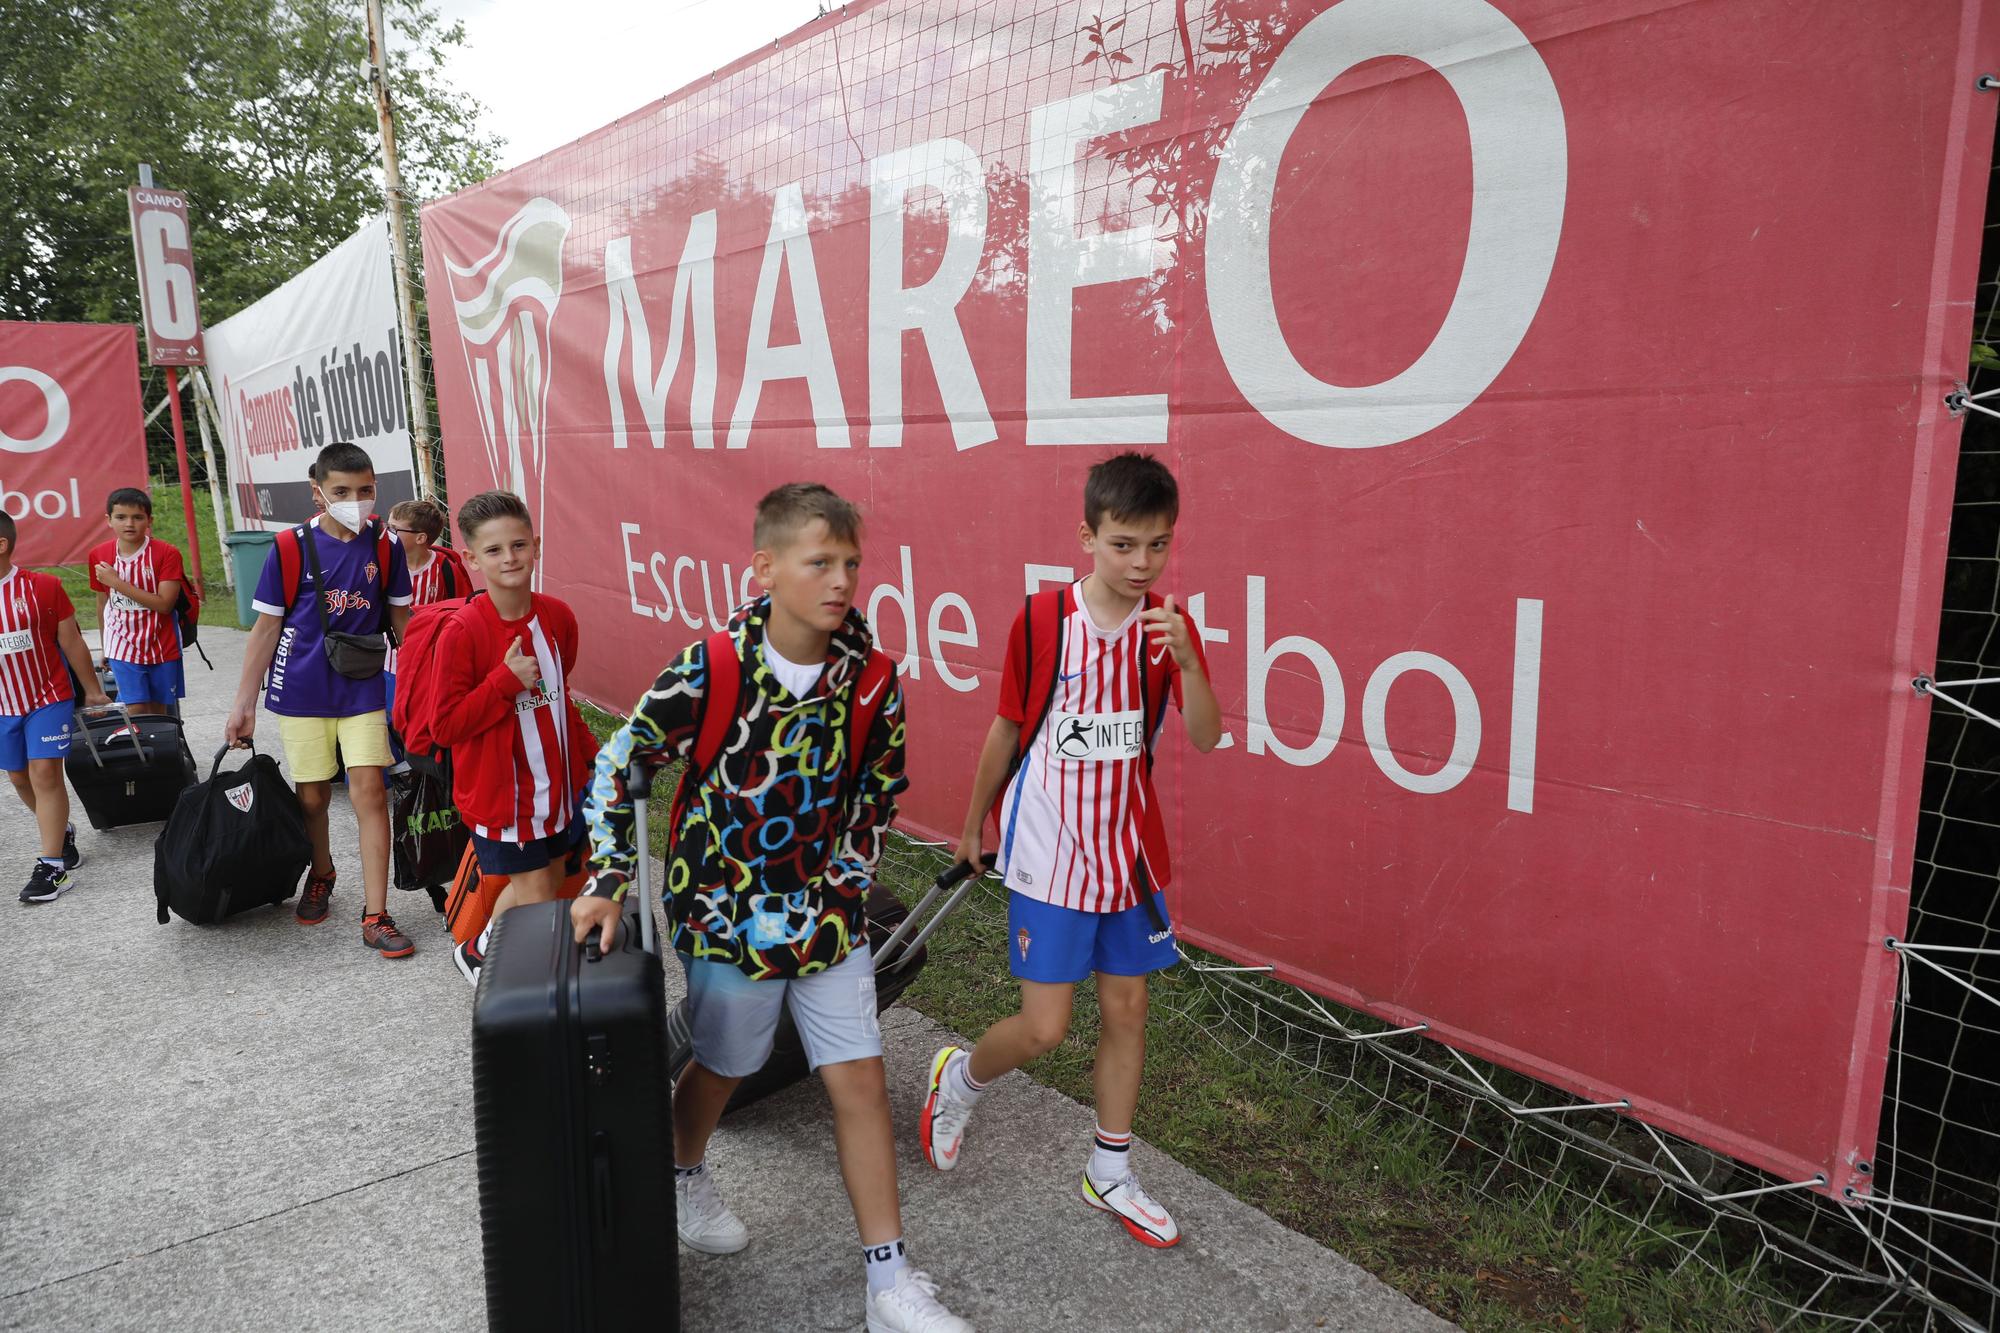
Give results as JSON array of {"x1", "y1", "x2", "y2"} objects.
[
  {"x1": 207, "y1": 216, "x2": 418, "y2": 528},
  {"x1": 421, "y1": 0, "x2": 2000, "y2": 1196}
]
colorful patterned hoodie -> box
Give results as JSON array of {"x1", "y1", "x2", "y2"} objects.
[{"x1": 581, "y1": 596, "x2": 907, "y2": 980}]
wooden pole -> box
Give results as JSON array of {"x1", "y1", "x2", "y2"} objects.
[
  {"x1": 162, "y1": 367, "x2": 204, "y2": 586},
  {"x1": 365, "y1": 0, "x2": 436, "y2": 500},
  {"x1": 190, "y1": 370, "x2": 234, "y2": 589}
]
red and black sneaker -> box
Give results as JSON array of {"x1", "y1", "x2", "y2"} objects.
[
  {"x1": 296, "y1": 868, "x2": 335, "y2": 924},
  {"x1": 362, "y1": 911, "x2": 415, "y2": 959}
]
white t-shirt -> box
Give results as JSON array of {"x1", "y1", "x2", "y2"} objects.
[{"x1": 759, "y1": 638, "x2": 823, "y2": 701}]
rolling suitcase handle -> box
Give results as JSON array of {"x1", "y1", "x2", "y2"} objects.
[
  {"x1": 627, "y1": 760, "x2": 657, "y2": 958},
  {"x1": 75, "y1": 701, "x2": 148, "y2": 768},
  {"x1": 582, "y1": 760, "x2": 659, "y2": 961},
  {"x1": 875, "y1": 853, "x2": 996, "y2": 973}
]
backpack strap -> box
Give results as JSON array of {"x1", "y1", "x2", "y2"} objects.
[
  {"x1": 1012, "y1": 586, "x2": 1069, "y2": 761},
  {"x1": 667, "y1": 631, "x2": 743, "y2": 833},
  {"x1": 275, "y1": 526, "x2": 304, "y2": 611},
  {"x1": 1137, "y1": 590, "x2": 1175, "y2": 765},
  {"x1": 844, "y1": 649, "x2": 894, "y2": 785}
]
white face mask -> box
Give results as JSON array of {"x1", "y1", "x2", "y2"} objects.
[{"x1": 323, "y1": 497, "x2": 374, "y2": 532}]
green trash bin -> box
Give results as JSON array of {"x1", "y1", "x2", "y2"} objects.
[{"x1": 224, "y1": 530, "x2": 277, "y2": 628}]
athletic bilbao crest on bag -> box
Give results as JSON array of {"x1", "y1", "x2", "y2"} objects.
[{"x1": 226, "y1": 784, "x2": 254, "y2": 813}]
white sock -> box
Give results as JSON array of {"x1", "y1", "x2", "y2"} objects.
[
  {"x1": 863, "y1": 1237, "x2": 907, "y2": 1295},
  {"x1": 947, "y1": 1050, "x2": 989, "y2": 1104},
  {"x1": 476, "y1": 922, "x2": 493, "y2": 955},
  {"x1": 1089, "y1": 1125, "x2": 1132, "y2": 1186}
]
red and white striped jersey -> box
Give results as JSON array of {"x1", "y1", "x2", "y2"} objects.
[
  {"x1": 89, "y1": 539, "x2": 183, "y2": 666},
  {"x1": 446, "y1": 596, "x2": 584, "y2": 843},
  {"x1": 385, "y1": 549, "x2": 466, "y2": 674},
  {"x1": 0, "y1": 568, "x2": 77, "y2": 715},
  {"x1": 997, "y1": 582, "x2": 1180, "y2": 914}
]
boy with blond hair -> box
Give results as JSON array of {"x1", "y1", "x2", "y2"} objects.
[{"x1": 575, "y1": 483, "x2": 974, "y2": 1333}]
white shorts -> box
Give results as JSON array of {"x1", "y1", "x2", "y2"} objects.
[{"x1": 678, "y1": 941, "x2": 882, "y2": 1078}]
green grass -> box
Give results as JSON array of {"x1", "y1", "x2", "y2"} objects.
[
  {"x1": 868, "y1": 843, "x2": 1836, "y2": 1333},
  {"x1": 39, "y1": 481, "x2": 243, "y2": 632},
  {"x1": 568, "y1": 706, "x2": 1831, "y2": 1330}
]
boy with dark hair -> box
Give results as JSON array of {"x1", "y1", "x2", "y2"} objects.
[
  {"x1": 0, "y1": 513, "x2": 109, "y2": 901},
  {"x1": 426, "y1": 490, "x2": 596, "y2": 987},
  {"x1": 573, "y1": 483, "x2": 974, "y2": 1333},
  {"x1": 88, "y1": 487, "x2": 186, "y2": 717},
  {"x1": 920, "y1": 452, "x2": 1221, "y2": 1249},
  {"x1": 224, "y1": 442, "x2": 416, "y2": 957}
]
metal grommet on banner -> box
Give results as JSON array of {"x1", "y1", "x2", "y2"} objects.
[
  {"x1": 1944, "y1": 387, "x2": 1969, "y2": 416},
  {"x1": 1911, "y1": 676, "x2": 1933, "y2": 695},
  {"x1": 1978, "y1": 73, "x2": 1999, "y2": 91}
]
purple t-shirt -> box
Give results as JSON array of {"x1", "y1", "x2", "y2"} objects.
[{"x1": 252, "y1": 518, "x2": 412, "y2": 718}]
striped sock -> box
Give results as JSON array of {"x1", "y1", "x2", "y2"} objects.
[
  {"x1": 1089, "y1": 1125, "x2": 1131, "y2": 1187},
  {"x1": 947, "y1": 1050, "x2": 990, "y2": 1103}
]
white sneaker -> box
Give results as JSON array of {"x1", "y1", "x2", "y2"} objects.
[
  {"x1": 919, "y1": 1047, "x2": 974, "y2": 1172},
  {"x1": 865, "y1": 1268, "x2": 973, "y2": 1333},
  {"x1": 1082, "y1": 1167, "x2": 1182, "y2": 1248},
  {"x1": 675, "y1": 1165, "x2": 749, "y2": 1254}
]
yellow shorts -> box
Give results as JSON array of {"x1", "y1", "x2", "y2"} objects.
[{"x1": 276, "y1": 711, "x2": 393, "y2": 783}]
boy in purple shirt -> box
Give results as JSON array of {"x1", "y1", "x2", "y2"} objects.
[{"x1": 224, "y1": 443, "x2": 415, "y2": 957}]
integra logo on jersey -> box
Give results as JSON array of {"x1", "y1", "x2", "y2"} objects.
[{"x1": 1051, "y1": 709, "x2": 1145, "y2": 762}]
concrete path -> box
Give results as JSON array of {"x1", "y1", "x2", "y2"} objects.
[{"x1": 0, "y1": 626, "x2": 1453, "y2": 1333}]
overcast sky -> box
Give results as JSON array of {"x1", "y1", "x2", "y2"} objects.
[{"x1": 430, "y1": 0, "x2": 828, "y2": 171}]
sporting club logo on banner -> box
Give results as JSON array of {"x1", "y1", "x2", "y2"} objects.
[
  {"x1": 441, "y1": 197, "x2": 571, "y2": 585},
  {"x1": 0, "y1": 323, "x2": 148, "y2": 565}
]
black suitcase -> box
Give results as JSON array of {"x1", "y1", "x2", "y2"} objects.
[
  {"x1": 472, "y1": 764, "x2": 677, "y2": 1333},
  {"x1": 668, "y1": 857, "x2": 986, "y2": 1115},
  {"x1": 65, "y1": 706, "x2": 197, "y2": 829},
  {"x1": 154, "y1": 744, "x2": 310, "y2": 925}
]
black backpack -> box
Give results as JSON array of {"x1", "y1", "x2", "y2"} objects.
[
  {"x1": 154, "y1": 743, "x2": 311, "y2": 925},
  {"x1": 174, "y1": 582, "x2": 211, "y2": 669}
]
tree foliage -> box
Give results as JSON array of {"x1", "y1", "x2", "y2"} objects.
[{"x1": 0, "y1": 0, "x2": 503, "y2": 327}]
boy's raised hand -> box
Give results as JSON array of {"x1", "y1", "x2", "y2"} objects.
[
  {"x1": 1139, "y1": 594, "x2": 1201, "y2": 671},
  {"x1": 503, "y1": 635, "x2": 539, "y2": 689}
]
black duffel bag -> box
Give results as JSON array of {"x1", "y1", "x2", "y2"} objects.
[{"x1": 155, "y1": 743, "x2": 312, "y2": 925}]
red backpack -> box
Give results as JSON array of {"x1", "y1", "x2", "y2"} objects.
[
  {"x1": 390, "y1": 595, "x2": 478, "y2": 763},
  {"x1": 428, "y1": 546, "x2": 472, "y2": 601},
  {"x1": 668, "y1": 631, "x2": 896, "y2": 832},
  {"x1": 991, "y1": 584, "x2": 1178, "y2": 889}
]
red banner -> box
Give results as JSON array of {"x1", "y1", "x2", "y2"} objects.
[
  {"x1": 422, "y1": 0, "x2": 2000, "y2": 1193},
  {"x1": 0, "y1": 323, "x2": 149, "y2": 566}
]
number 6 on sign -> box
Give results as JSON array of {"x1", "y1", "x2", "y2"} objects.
[{"x1": 125, "y1": 186, "x2": 206, "y2": 366}]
